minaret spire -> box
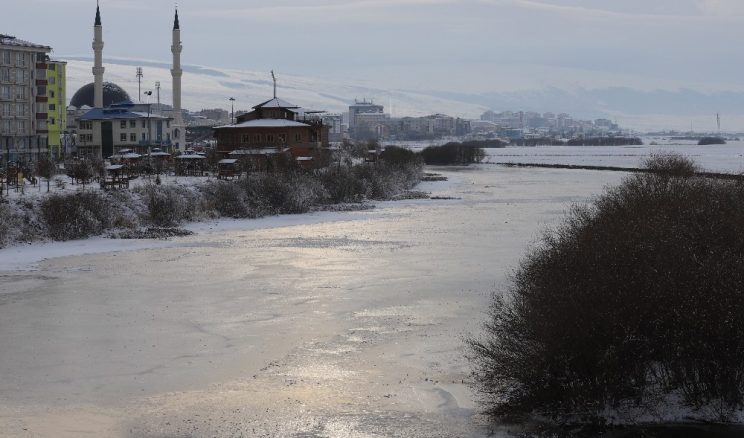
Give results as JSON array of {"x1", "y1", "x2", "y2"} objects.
[
  {"x1": 95, "y1": 1, "x2": 101, "y2": 26},
  {"x1": 92, "y1": 0, "x2": 105, "y2": 107},
  {"x1": 171, "y1": 6, "x2": 184, "y2": 150}
]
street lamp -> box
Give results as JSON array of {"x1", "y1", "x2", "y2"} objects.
[
  {"x1": 144, "y1": 90, "x2": 153, "y2": 159},
  {"x1": 229, "y1": 97, "x2": 235, "y2": 125}
]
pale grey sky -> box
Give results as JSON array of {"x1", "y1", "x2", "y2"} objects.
[{"x1": 5, "y1": 0, "x2": 743, "y2": 93}]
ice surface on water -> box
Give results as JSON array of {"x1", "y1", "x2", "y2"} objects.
[
  {"x1": 0, "y1": 164, "x2": 627, "y2": 437},
  {"x1": 483, "y1": 141, "x2": 744, "y2": 173}
]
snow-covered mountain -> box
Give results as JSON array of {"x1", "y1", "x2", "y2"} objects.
[{"x1": 63, "y1": 57, "x2": 488, "y2": 119}]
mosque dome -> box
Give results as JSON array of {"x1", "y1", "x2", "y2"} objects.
[{"x1": 70, "y1": 82, "x2": 132, "y2": 108}]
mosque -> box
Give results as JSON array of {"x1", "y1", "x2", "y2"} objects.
[{"x1": 68, "y1": 3, "x2": 184, "y2": 158}]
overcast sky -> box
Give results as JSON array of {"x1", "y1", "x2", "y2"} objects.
[{"x1": 5, "y1": 0, "x2": 744, "y2": 94}]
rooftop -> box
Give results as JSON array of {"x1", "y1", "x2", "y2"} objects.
[
  {"x1": 0, "y1": 34, "x2": 51, "y2": 51},
  {"x1": 253, "y1": 97, "x2": 300, "y2": 110},
  {"x1": 215, "y1": 119, "x2": 310, "y2": 129}
]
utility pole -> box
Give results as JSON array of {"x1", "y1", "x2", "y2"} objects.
[{"x1": 136, "y1": 67, "x2": 143, "y2": 102}]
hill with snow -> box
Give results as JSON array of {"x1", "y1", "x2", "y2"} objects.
[{"x1": 63, "y1": 57, "x2": 487, "y2": 119}]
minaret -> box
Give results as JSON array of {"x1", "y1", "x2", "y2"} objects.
[
  {"x1": 92, "y1": 1, "x2": 104, "y2": 108},
  {"x1": 171, "y1": 7, "x2": 183, "y2": 149}
]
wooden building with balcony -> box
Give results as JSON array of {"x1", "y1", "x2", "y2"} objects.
[{"x1": 213, "y1": 97, "x2": 330, "y2": 169}]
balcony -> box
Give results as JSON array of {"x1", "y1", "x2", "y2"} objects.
[
  {"x1": 35, "y1": 63, "x2": 47, "y2": 70},
  {"x1": 36, "y1": 96, "x2": 47, "y2": 102},
  {"x1": 35, "y1": 79, "x2": 47, "y2": 86},
  {"x1": 36, "y1": 112, "x2": 48, "y2": 120}
]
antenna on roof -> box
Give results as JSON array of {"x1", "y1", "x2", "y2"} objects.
[
  {"x1": 136, "y1": 67, "x2": 143, "y2": 102},
  {"x1": 271, "y1": 70, "x2": 277, "y2": 99}
]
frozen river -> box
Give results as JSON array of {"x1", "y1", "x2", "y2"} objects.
[
  {"x1": 482, "y1": 141, "x2": 744, "y2": 173},
  {"x1": 0, "y1": 165, "x2": 628, "y2": 437}
]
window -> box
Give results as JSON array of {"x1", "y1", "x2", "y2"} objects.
[
  {"x1": 129, "y1": 120, "x2": 136, "y2": 128},
  {"x1": 49, "y1": 118, "x2": 55, "y2": 125},
  {"x1": 36, "y1": 120, "x2": 46, "y2": 130},
  {"x1": 120, "y1": 120, "x2": 127, "y2": 129},
  {"x1": 36, "y1": 102, "x2": 46, "y2": 113},
  {"x1": 0, "y1": 85, "x2": 8, "y2": 99},
  {"x1": 241, "y1": 134, "x2": 249, "y2": 144},
  {"x1": 49, "y1": 76, "x2": 55, "y2": 85},
  {"x1": 2, "y1": 51, "x2": 10, "y2": 65},
  {"x1": 18, "y1": 120, "x2": 27, "y2": 131},
  {"x1": 295, "y1": 133, "x2": 302, "y2": 142},
  {"x1": 142, "y1": 120, "x2": 146, "y2": 128},
  {"x1": 0, "y1": 68, "x2": 8, "y2": 82},
  {"x1": 141, "y1": 132, "x2": 146, "y2": 141},
  {"x1": 130, "y1": 133, "x2": 137, "y2": 142},
  {"x1": 16, "y1": 70, "x2": 23, "y2": 84},
  {"x1": 80, "y1": 121, "x2": 93, "y2": 130},
  {"x1": 16, "y1": 86, "x2": 27, "y2": 99},
  {"x1": 16, "y1": 103, "x2": 23, "y2": 115},
  {"x1": 266, "y1": 134, "x2": 274, "y2": 143},
  {"x1": 166, "y1": 120, "x2": 170, "y2": 128},
  {"x1": 278, "y1": 134, "x2": 286, "y2": 143},
  {"x1": 120, "y1": 133, "x2": 127, "y2": 142},
  {"x1": 48, "y1": 103, "x2": 55, "y2": 111},
  {"x1": 36, "y1": 85, "x2": 45, "y2": 96},
  {"x1": 253, "y1": 134, "x2": 260, "y2": 143},
  {"x1": 49, "y1": 90, "x2": 54, "y2": 98}
]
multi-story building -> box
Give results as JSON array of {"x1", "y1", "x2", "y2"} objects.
[
  {"x1": 348, "y1": 99, "x2": 384, "y2": 131},
  {"x1": 321, "y1": 113, "x2": 344, "y2": 142},
  {"x1": 214, "y1": 96, "x2": 330, "y2": 167},
  {"x1": 78, "y1": 102, "x2": 175, "y2": 158},
  {"x1": 0, "y1": 34, "x2": 51, "y2": 164},
  {"x1": 46, "y1": 60, "x2": 66, "y2": 158}
]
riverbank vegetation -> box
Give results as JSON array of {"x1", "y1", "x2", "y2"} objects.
[
  {"x1": 469, "y1": 153, "x2": 744, "y2": 426},
  {"x1": 419, "y1": 142, "x2": 487, "y2": 165},
  {"x1": 698, "y1": 136, "x2": 727, "y2": 145},
  {"x1": 0, "y1": 147, "x2": 423, "y2": 248},
  {"x1": 510, "y1": 137, "x2": 643, "y2": 146}
]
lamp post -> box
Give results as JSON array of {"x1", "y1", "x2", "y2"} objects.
[
  {"x1": 144, "y1": 91, "x2": 153, "y2": 167},
  {"x1": 229, "y1": 97, "x2": 235, "y2": 125}
]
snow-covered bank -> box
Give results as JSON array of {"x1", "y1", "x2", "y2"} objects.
[{"x1": 0, "y1": 158, "x2": 423, "y2": 251}]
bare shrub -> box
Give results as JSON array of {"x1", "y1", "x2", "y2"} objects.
[
  {"x1": 137, "y1": 184, "x2": 202, "y2": 227},
  {"x1": 41, "y1": 192, "x2": 113, "y2": 240},
  {"x1": 469, "y1": 154, "x2": 744, "y2": 423}
]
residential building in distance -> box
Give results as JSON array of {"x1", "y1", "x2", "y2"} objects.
[
  {"x1": 348, "y1": 99, "x2": 384, "y2": 131},
  {"x1": 0, "y1": 34, "x2": 52, "y2": 163},
  {"x1": 46, "y1": 59, "x2": 66, "y2": 158}
]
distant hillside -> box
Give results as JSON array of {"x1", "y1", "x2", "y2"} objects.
[{"x1": 63, "y1": 57, "x2": 487, "y2": 119}]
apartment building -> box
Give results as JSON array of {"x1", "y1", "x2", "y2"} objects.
[
  {"x1": 0, "y1": 34, "x2": 52, "y2": 163},
  {"x1": 46, "y1": 60, "x2": 66, "y2": 158}
]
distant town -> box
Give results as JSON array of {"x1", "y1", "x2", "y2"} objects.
[{"x1": 0, "y1": 5, "x2": 733, "y2": 167}]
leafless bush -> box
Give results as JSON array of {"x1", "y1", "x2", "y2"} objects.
[
  {"x1": 40, "y1": 192, "x2": 113, "y2": 240},
  {"x1": 469, "y1": 154, "x2": 744, "y2": 423}
]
